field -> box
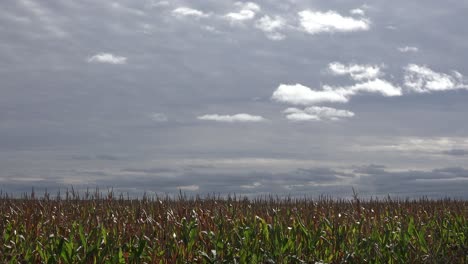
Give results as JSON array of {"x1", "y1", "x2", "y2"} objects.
[{"x1": 1, "y1": 190, "x2": 467, "y2": 263}]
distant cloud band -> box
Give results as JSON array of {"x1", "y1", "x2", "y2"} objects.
[
  {"x1": 284, "y1": 106, "x2": 354, "y2": 121},
  {"x1": 197, "y1": 113, "x2": 266, "y2": 122}
]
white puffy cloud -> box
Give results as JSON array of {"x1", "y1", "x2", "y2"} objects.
[
  {"x1": 255, "y1": 15, "x2": 285, "y2": 32},
  {"x1": 404, "y1": 64, "x2": 467, "y2": 93},
  {"x1": 328, "y1": 62, "x2": 382, "y2": 81},
  {"x1": 172, "y1": 7, "x2": 210, "y2": 18},
  {"x1": 255, "y1": 15, "x2": 286, "y2": 40},
  {"x1": 225, "y1": 2, "x2": 261, "y2": 22},
  {"x1": 273, "y1": 62, "x2": 467, "y2": 117},
  {"x1": 272, "y1": 79, "x2": 401, "y2": 106},
  {"x1": 284, "y1": 111, "x2": 320, "y2": 121},
  {"x1": 87, "y1": 53, "x2": 127, "y2": 64},
  {"x1": 298, "y1": 10, "x2": 370, "y2": 34},
  {"x1": 234, "y1": 2, "x2": 261, "y2": 12},
  {"x1": 398, "y1": 46, "x2": 419, "y2": 53},
  {"x1": 272, "y1": 84, "x2": 349, "y2": 105},
  {"x1": 225, "y1": 10, "x2": 256, "y2": 21},
  {"x1": 350, "y1": 79, "x2": 402, "y2": 96},
  {"x1": 197, "y1": 113, "x2": 266, "y2": 122},
  {"x1": 284, "y1": 106, "x2": 354, "y2": 121},
  {"x1": 324, "y1": 79, "x2": 402, "y2": 98},
  {"x1": 350, "y1": 8, "x2": 365, "y2": 16},
  {"x1": 326, "y1": 62, "x2": 401, "y2": 98}
]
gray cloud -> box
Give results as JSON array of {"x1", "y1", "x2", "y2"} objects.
[
  {"x1": 1, "y1": 0, "x2": 468, "y2": 198},
  {"x1": 2, "y1": 165, "x2": 466, "y2": 199},
  {"x1": 71, "y1": 154, "x2": 124, "y2": 161},
  {"x1": 78, "y1": 167, "x2": 357, "y2": 196},
  {"x1": 353, "y1": 165, "x2": 468, "y2": 197},
  {"x1": 95, "y1": 154, "x2": 123, "y2": 161},
  {"x1": 150, "y1": 113, "x2": 168, "y2": 122},
  {"x1": 442, "y1": 149, "x2": 468, "y2": 156}
]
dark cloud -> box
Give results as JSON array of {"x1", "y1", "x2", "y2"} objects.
[
  {"x1": 92, "y1": 167, "x2": 355, "y2": 196},
  {"x1": 354, "y1": 166, "x2": 468, "y2": 198},
  {"x1": 442, "y1": 149, "x2": 468, "y2": 156},
  {"x1": 1, "y1": 164, "x2": 467, "y2": 199},
  {"x1": 295, "y1": 168, "x2": 354, "y2": 182},
  {"x1": 121, "y1": 168, "x2": 175, "y2": 174},
  {"x1": 353, "y1": 164, "x2": 387, "y2": 175}
]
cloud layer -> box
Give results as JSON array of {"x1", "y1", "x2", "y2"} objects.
[
  {"x1": 2, "y1": 0, "x2": 468, "y2": 199},
  {"x1": 4, "y1": 165, "x2": 467, "y2": 199},
  {"x1": 150, "y1": 113, "x2": 168, "y2": 122},
  {"x1": 284, "y1": 106, "x2": 354, "y2": 121},
  {"x1": 443, "y1": 149, "x2": 468, "y2": 156}
]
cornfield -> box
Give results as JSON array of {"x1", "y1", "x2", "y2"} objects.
[{"x1": 1, "y1": 190, "x2": 467, "y2": 263}]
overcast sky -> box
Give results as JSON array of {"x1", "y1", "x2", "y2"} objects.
[{"x1": 1, "y1": 0, "x2": 468, "y2": 198}]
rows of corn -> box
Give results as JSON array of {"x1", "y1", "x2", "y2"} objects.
[{"x1": 1, "y1": 191, "x2": 467, "y2": 263}]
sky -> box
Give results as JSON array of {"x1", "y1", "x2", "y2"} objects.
[{"x1": 1, "y1": 0, "x2": 468, "y2": 198}]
